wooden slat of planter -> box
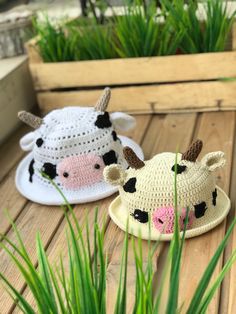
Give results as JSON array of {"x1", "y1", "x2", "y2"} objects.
[
  {"x1": 10, "y1": 115, "x2": 151, "y2": 313},
  {"x1": 0, "y1": 202, "x2": 65, "y2": 313},
  {"x1": 175, "y1": 112, "x2": 235, "y2": 313},
  {"x1": 30, "y1": 51, "x2": 236, "y2": 91},
  {"x1": 37, "y1": 81, "x2": 236, "y2": 115},
  {"x1": 106, "y1": 113, "x2": 197, "y2": 313}
]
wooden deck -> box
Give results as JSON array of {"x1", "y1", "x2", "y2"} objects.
[{"x1": 0, "y1": 111, "x2": 236, "y2": 313}]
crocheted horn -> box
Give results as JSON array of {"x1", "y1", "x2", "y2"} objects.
[
  {"x1": 181, "y1": 139, "x2": 203, "y2": 162},
  {"x1": 123, "y1": 146, "x2": 145, "y2": 169},
  {"x1": 94, "y1": 87, "x2": 111, "y2": 111},
  {"x1": 18, "y1": 111, "x2": 43, "y2": 129}
]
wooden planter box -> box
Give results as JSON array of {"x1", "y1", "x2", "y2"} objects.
[{"x1": 26, "y1": 27, "x2": 236, "y2": 115}]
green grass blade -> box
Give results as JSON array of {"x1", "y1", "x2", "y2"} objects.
[{"x1": 187, "y1": 217, "x2": 236, "y2": 313}]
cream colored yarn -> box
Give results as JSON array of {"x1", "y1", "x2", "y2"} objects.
[{"x1": 104, "y1": 151, "x2": 226, "y2": 230}]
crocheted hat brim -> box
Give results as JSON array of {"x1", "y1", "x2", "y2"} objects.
[
  {"x1": 108, "y1": 186, "x2": 230, "y2": 241},
  {"x1": 15, "y1": 136, "x2": 143, "y2": 205}
]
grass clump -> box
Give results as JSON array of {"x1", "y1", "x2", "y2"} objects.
[
  {"x1": 32, "y1": 17, "x2": 79, "y2": 62},
  {"x1": 32, "y1": 1, "x2": 236, "y2": 62},
  {"x1": 114, "y1": 1, "x2": 182, "y2": 58},
  {"x1": 162, "y1": 0, "x2": 236, "y2": 53}
]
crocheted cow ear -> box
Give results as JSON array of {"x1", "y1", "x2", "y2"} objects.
[
  {"x1": 110, "y1": 112, "x2": 136, "y2": 131},
  {"x1": 201, "y1": 151, "x2": 226, "y2": 172},
  {"x1": 20, "y1": 132, "x2": 35, "y2": 151},
  {"x1": 103, "y1": 164, "x2": 126, "y2": 186}
]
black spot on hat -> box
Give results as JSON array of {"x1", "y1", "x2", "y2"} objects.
[
  {"x1": 95, "y1": 112, "x2": 112, "y2": 129},
  {"x1": 112, "y1": 131, "x2": 118, "y2": 141},
  {"x1": 42, "y1": 162, "x2": 57, "y2": 179},
  {"x1": 131, "y1": 209, "x2": 148, "y2": 223},
  {"x1": 171, "y1": 164, "x2": 187, "y2": 174},
  {"x1": 194, "y1": 201, "x2": 207, "y2": 218},
  {"x1": 102, "y1": 150, "x2": 117, "y2": 165},
  {"x1": 36, "y1": 138, "x2": 44, "y2": 147},
  {"x1": 28, "y1": 159, "x2": 35, "y2": 183},
  {"x1": 123, "y1": 177, "x2": 136, "y2": 193},
  {"x1": 212, "y1": 188, "x2": 217, "y2": 206}
]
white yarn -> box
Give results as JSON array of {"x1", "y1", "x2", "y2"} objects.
[{"x1": 20, "y1": 106, "x2": 135, "y2": 190}]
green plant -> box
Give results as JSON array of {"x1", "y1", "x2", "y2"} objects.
[
  {"x1": 34, "y1": 16, "x2": 117, "y2": 62},
  {"x1": 114, "y1": 1, "x2": 182, "y2": 57},
  {"x1": 0, "y1": 163, "x2": 236, "y2": 313},
  {"x1": 161, "y1": 0, "x2": 236, "y2": 53},
  {"x1": 72, "y1": 22, "x2": 117, "y2": 60},
  {"x1": 32, "y1": 17, "x2": 80, "y2": 62}
]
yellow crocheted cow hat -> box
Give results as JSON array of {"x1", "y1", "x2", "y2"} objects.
[{"x1": 103, "y1": 140, "x2": 230, "y2": 241}]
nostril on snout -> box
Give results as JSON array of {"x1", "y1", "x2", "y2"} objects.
[
  {"x1": 63, "y1": 172, "x2": 69, "y2": 178},
  {"x1": 94, "y1": 164, "x2": 100, "y2": 169}
]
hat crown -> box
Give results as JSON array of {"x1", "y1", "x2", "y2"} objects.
[
  {"x1": 31, "y1": 107, "x2": 120, "y2": 163},
  {"x1": 25, "y1": 106, "x2": 127, "y2": 190}
]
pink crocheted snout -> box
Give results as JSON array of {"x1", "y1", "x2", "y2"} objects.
[
  {"x1": 152, "y1": 207, "x2": 194, "y2": 234},
  {"x1": 57, "y1": 154, "x2": 105, "y2": 189}
]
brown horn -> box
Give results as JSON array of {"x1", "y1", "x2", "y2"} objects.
[
  {"x1": 181, "y1": 139, "x2": 203, "y2": 162},
  {"x1": 94, "y1": 87, "x2": 111, "y2": 111},
  {"x1": 123, "y1": 146, "x2": 145, "y2": 169},
  {"x1": 18, "y1": 111, "x2": 43, "y2": 129}
]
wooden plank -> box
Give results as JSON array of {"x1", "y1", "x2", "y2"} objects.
[
  {"x1": 37, "y1": 81, "x2": 236, "y2": 115},
  {"x1": 9, "y1": 115, "x2": 151, "y2": 313},
  {"x1": 0, "y1": 125, "x2": 29, "y2": 183},
  {"x1": 25, "y1": 38, "x2": 42, "y2": 64},
  {"x1": 105, "y1": 113, "x2": 197, "y2": 313},
  {"x1": 0, "y1": 167, "x2": 28, "y2": 235},
  {"x1": 176, "y1": 112, "x2": 235, "y2": 313},
  {"x1": 30, "y1": 51, "x2": 236, "y2": 91},
  {"x1": 0, "y1": 202, "x2": 64, "y2": 313},
  {"x1": 220, "y1": 112, "x2": 236, "y2": 314}
]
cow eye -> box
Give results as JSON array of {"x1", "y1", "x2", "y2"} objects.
[
  {"x1": 94, "y1": 164, "x2": 100, "y2": 169},
  {"x1": 171, "y1": 164, "x2": 187, "y2": 174},
  {"x1": 63, "y1": 172, "x2": 69, "y2": 178},
  {"x1": 36, "y1": 138, "x2": 44, "y2": 147}
]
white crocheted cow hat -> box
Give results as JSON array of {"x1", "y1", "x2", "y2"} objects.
[
  {"x1": 15, "y1": 88, "x2": 143, "y2": 205},
  {"x1": 104, "y1": 140, "x2": 230, "y2": 241}
]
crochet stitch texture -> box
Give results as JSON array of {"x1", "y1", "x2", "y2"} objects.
[{"x1": 104, "y1": 143, "x2": 226, "y2": 234}]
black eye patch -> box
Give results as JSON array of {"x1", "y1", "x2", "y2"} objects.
[
  {"x1": 123, "y1": 177, "x2": 136, "y2": 193},
  {"x1": 131, "y1": 209, "x2": 148, "y2": 223},
  {"x1": 194, "y1": 201, "x2": 207, "y2": 218},
  {"x1": 102, "y1": 150, "x2": 117, "y2": 165},
  {"x1": 36, "y1": 138, "x2": 44, "y2": 147},
  {"x1": 42, "y1": 162, "x2": 57, "y2": 180},
  {"x1": 212, "y1": 189, "x2": 217, "y2": 206},
  {"x1": 95, "y1": 112, "x2": 112, "y2": 129},
  {"x1": 171, "y1": 164, "x2": 187, "y2": 174}
]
